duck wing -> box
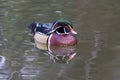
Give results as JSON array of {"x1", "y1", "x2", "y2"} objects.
[{"x1": 28, "y1": 22, "x2": 52, "y2": 35}]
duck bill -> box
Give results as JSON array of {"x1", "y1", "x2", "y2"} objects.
[
  {"x1": 69, "y1": 26, "x2": 77, "y2": 35},
  {"x1": 71, "y1": 29, "x2": 78, "y2": 35}
]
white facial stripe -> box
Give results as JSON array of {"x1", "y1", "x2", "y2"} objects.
[
  {"x1": 52, "y1": 23, "x2": 57, "y2": 30},
  {"x1": 47, "y1": 26, "x2": 63, "y2": 34},
  {"x1": 54, "y1": 26, "x2": 62, "y2": 30},
  {"x1": 64, "y1": 28, "x2": 67, "y2": 34},
  {"x1": 56, "y1": 31, "x2": 69, "y2": 35}
]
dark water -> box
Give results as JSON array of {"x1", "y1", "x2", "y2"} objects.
[{"x1": 0, "y1": 0, "x2": 120, "y2": 80}]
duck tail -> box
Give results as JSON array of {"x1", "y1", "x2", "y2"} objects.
[{"x1": 28, "y1": 22, "x2": 37, "y2": 34}]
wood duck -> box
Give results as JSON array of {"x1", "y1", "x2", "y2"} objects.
[{"x1": 28, "y1": 19, "x2": 77, "y2": 46}]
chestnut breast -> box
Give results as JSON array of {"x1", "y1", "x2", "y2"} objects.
[{"x1": 49, "y1": 33, "x2": 77, "y2": 46}]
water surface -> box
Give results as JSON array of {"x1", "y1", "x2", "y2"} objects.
[{"x1": 0, "y1": 0, "x2": 120, "y2": 80}]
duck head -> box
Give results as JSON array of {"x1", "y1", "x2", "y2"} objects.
[{"x1": 47, "y1": 20, "x2": 78, "y2": 46}]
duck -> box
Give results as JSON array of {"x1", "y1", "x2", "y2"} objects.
[{"x1": 28, "y1": 19, "x2": 77, "y2": 46}]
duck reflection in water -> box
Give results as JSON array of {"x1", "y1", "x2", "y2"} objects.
[{"x1": 35, "y1": 41, "x2": 77, "y2": 64}]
